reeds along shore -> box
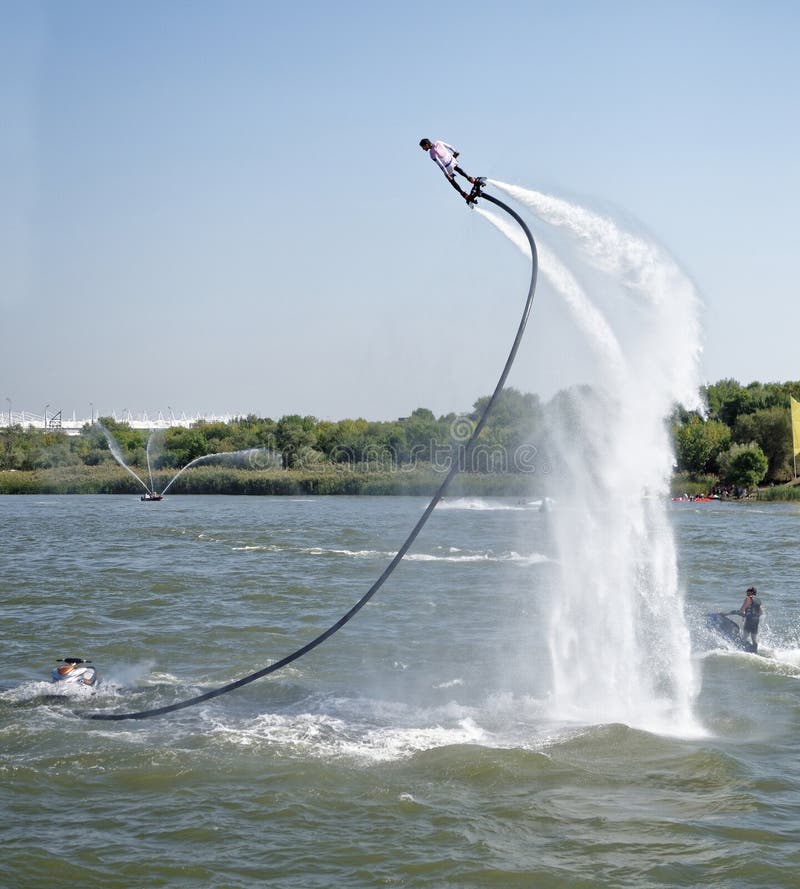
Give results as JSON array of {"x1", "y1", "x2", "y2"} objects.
[
  {"x1": 2, "y1": 465, "x2": 799, "y2": 499},
  {"x1": 0, "y1": 465, "x2": 539, "y2": 497}
]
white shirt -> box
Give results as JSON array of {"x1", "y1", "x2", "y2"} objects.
[{"x1": 428, "y1": 140, "x2": 457, "y2": 176}]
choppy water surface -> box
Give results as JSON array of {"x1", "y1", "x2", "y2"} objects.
[{"x1": 2, "y1": 495, "x2": 799, "y2": 888}]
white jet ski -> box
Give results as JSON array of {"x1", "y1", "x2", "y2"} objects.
[{"x1": 51, "y1": 657, "x2": 99, "y2": 688}]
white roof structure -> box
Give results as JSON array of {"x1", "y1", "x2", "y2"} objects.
[{"x1": 1, "y1": 410, "x2": 244, "y2": 436}]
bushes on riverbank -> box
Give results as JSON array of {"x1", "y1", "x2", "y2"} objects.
[{"x1": 3, "y1": 464, "x2": 796, "y2": 499}]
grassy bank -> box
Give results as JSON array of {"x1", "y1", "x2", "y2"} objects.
[
  {"x1": 0, "y1": 465, "x2": 541, "y2": 498},
  {"x1": 754, "y1": 480, "x2": 800, "y2": 501},
  {"x1": 4, "y1": 465, "x2": 798, "y2": 500},
  {"x1": 669, "y1": 471, "x2": 800, "y2": 501}
]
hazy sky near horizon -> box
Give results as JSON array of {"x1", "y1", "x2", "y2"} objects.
[{"x1": 2, "y1": 1, "x2": 798, "y2": 422}]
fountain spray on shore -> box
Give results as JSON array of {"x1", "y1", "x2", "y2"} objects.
[{"x1": 97, "y1": 423, "x2": 281, "y2": 498}]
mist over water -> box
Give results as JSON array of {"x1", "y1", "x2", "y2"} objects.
[{"x1": 484, "y1": 182, "x2": 704, "y2": 734}]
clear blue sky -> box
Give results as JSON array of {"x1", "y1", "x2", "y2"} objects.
[{"x1": 2, "y1": 1, "x2": 798, "y2": 421}]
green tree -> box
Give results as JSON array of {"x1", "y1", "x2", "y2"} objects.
[
  {"x1": 733, "y1": 407, "x2": 794, "y2": 482},
  {"x1": 239, "y1": 417, "x2": 278, "y2": 450},
  {"x1": 275, "y1": 415, "x2": 318, "y2": 469},
  {"x1": 34, "y1": 431, "x2": 77, "y2": 468},
  {"x1": 380, "y1": 421, "x2": 407, "y2": 466},
  {"x1": 704, "y1": 379, "x2": 745, "y2": 427},
  {"x1": 471, "y1": 388, "x2": 542, "y2": 455},
  {"x1": 402, "y1": 408, "x2": 441, "y2": 466},
  {"x1": 321, "y1": 418, "x2": 369, "y2": 465},
  {"x1": 97, "y1": 418, "x2": 148, "y2": 453},
  {"x1": 163, "y1": 427, "x2": 210, "y2": 468},
  {"x1": 193, "y1": 420, "x2": 235, "y2": 453},
  {"x1": 673, "y1": 416, "x2": 731, "y2": 476},
  {"x1": 0, "y1": 426, "x2": 39, "y2": 470},
  {"x1": 73, "y1": 424, "x2": 115, "y2": 466},
  {"x1": 718, "y1": 442, "x2": 768, "y2": 489}
]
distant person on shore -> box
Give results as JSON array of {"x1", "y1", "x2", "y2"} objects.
[
  {"x1": 419, "y1": 138, "x2": 478, "y2": 201},
  {"x1": 735, "y1": 586, "x2": 762, "y2": 652}
]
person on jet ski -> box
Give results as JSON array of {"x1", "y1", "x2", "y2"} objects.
[
  {"x1": 736, "y1": 586, "x2": 762, "y2": 652},
  {"x1": 419, "y1": 138, "x2": 478, "y2": 201}
]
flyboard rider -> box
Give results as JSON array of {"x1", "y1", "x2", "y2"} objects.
[{"x1": 419, "y1": 138, "x2": 479, "y2": 201}]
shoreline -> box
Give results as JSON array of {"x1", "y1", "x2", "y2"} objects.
[
  {"x1": 0, "y1": 466, "x2": 539, "y2": 498},
  {"x1": 2, "y1": 467, "x2": 798, "y2": 500}
]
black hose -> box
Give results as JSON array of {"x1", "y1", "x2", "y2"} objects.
[{"x1": 83, "y1": 190, "x2": 538, "y2": 721}]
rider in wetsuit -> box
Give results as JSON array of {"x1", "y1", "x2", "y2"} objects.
[{"x1": 738, "y1": 586, "x2": 762, "y2": 652}]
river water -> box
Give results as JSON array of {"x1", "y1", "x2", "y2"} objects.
[{"x1": 2, "y1": 494, "x2": 799, "y2": 888}]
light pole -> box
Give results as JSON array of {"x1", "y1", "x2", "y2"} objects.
[
  {"x1": 44, "y1": 403, "x2": 49, "y2": 430},
  {"x1": 89, "y1": 402, "x2": 94, "y2": 424}
]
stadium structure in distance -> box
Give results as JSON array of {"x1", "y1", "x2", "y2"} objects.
[{"x1": 0, "y1": 409, "x2": 241, "y2": 436}]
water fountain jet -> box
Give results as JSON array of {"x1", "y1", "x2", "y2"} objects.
[
  {"x1": 481, "y1": 182, "x2": 704, "y2": 735},
  {"x1": 98, "y1": 423, "x2": 281, "y2": 500}
]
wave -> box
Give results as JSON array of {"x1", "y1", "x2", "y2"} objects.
[
  {"x1": 202, "y1": 692, "x2": 601, "y2": 763},
  {"x1": 229, "y1": 542, "x2": 551, "y2": 564},
  {"x1": 408, "y1": 550, "x2": 549, "y2": 565},
  {"x1": 0, "y1": 678, "x2": 124, "y2": 706},
  {"x1": 209, "y1": 711, "x2": 491, "y2": 763},
  {"x1": 0, "y1": 680, "x2": 97, "y2": 703},
  {"x1": 437, "y1": 497, "x2": 548, "y2": 511}
]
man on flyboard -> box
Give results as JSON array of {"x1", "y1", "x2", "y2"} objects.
[{"x1": 419, "y1": 138, "x2": 485, "y2": 203}]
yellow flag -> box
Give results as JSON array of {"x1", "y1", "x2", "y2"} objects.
[{"x1": 792, "y1": 396, "x2": 800, "y2": 457}]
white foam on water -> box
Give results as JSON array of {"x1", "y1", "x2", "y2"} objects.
[
  {"x1": 289, "y1": 543, "x2": 549, "y2": 565},
  {"x1": 0, "y1": 680, "x2": 95, "y2": 702},
  {"x1": 436, "y1": 497, "x2": 529, "y2": 511},
  {"x1": 203, "y1": 691, "x2": 611, "y2": 762},
  {"x1": 208, "y1": 708, "x2": 492, "y2": 763}
]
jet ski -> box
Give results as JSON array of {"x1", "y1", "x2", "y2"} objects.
[
  {"x1": 51, "y1": 657, "x2": 99, "y2": 688},
  {"x1": 705, "y1": 612, "x2": 759, "y2": 653}
]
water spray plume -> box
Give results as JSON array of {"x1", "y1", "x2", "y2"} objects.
[
  {"x1": 159, "y1": 448, "x2": 279, "y2": 495},
  {"x1": 97, "y1": 423, "x2": 150, "y2": 493},
  {"x1": 146, "y1": 429, "x2": 165, "y2": 493},
  {"x1": 479, "y1": 181, "x2": 704, "y2": 735},
  {"x1": 475, "y1": 207, "x2": 625, "y2": 374},
  {"x1": 99, "y1": 423, "x2": 280, "y2": 496},
  {"x1": 488, "y1": 179, "x2": 703, "y2": 411}
]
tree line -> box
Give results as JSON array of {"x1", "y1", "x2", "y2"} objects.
[
  {"x1": 0, "y1": 389, "x2": 543, "y2": 477},
  {"x1": 2, "y1": 380, "x2": 799, "y2": 493},
  {"x1": 672, "y1": 378, "x2": 800, "y2": 490}
]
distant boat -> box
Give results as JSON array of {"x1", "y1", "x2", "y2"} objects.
[{"x1": 140, "y1": 492, "x2": 163, "y2": 502}]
